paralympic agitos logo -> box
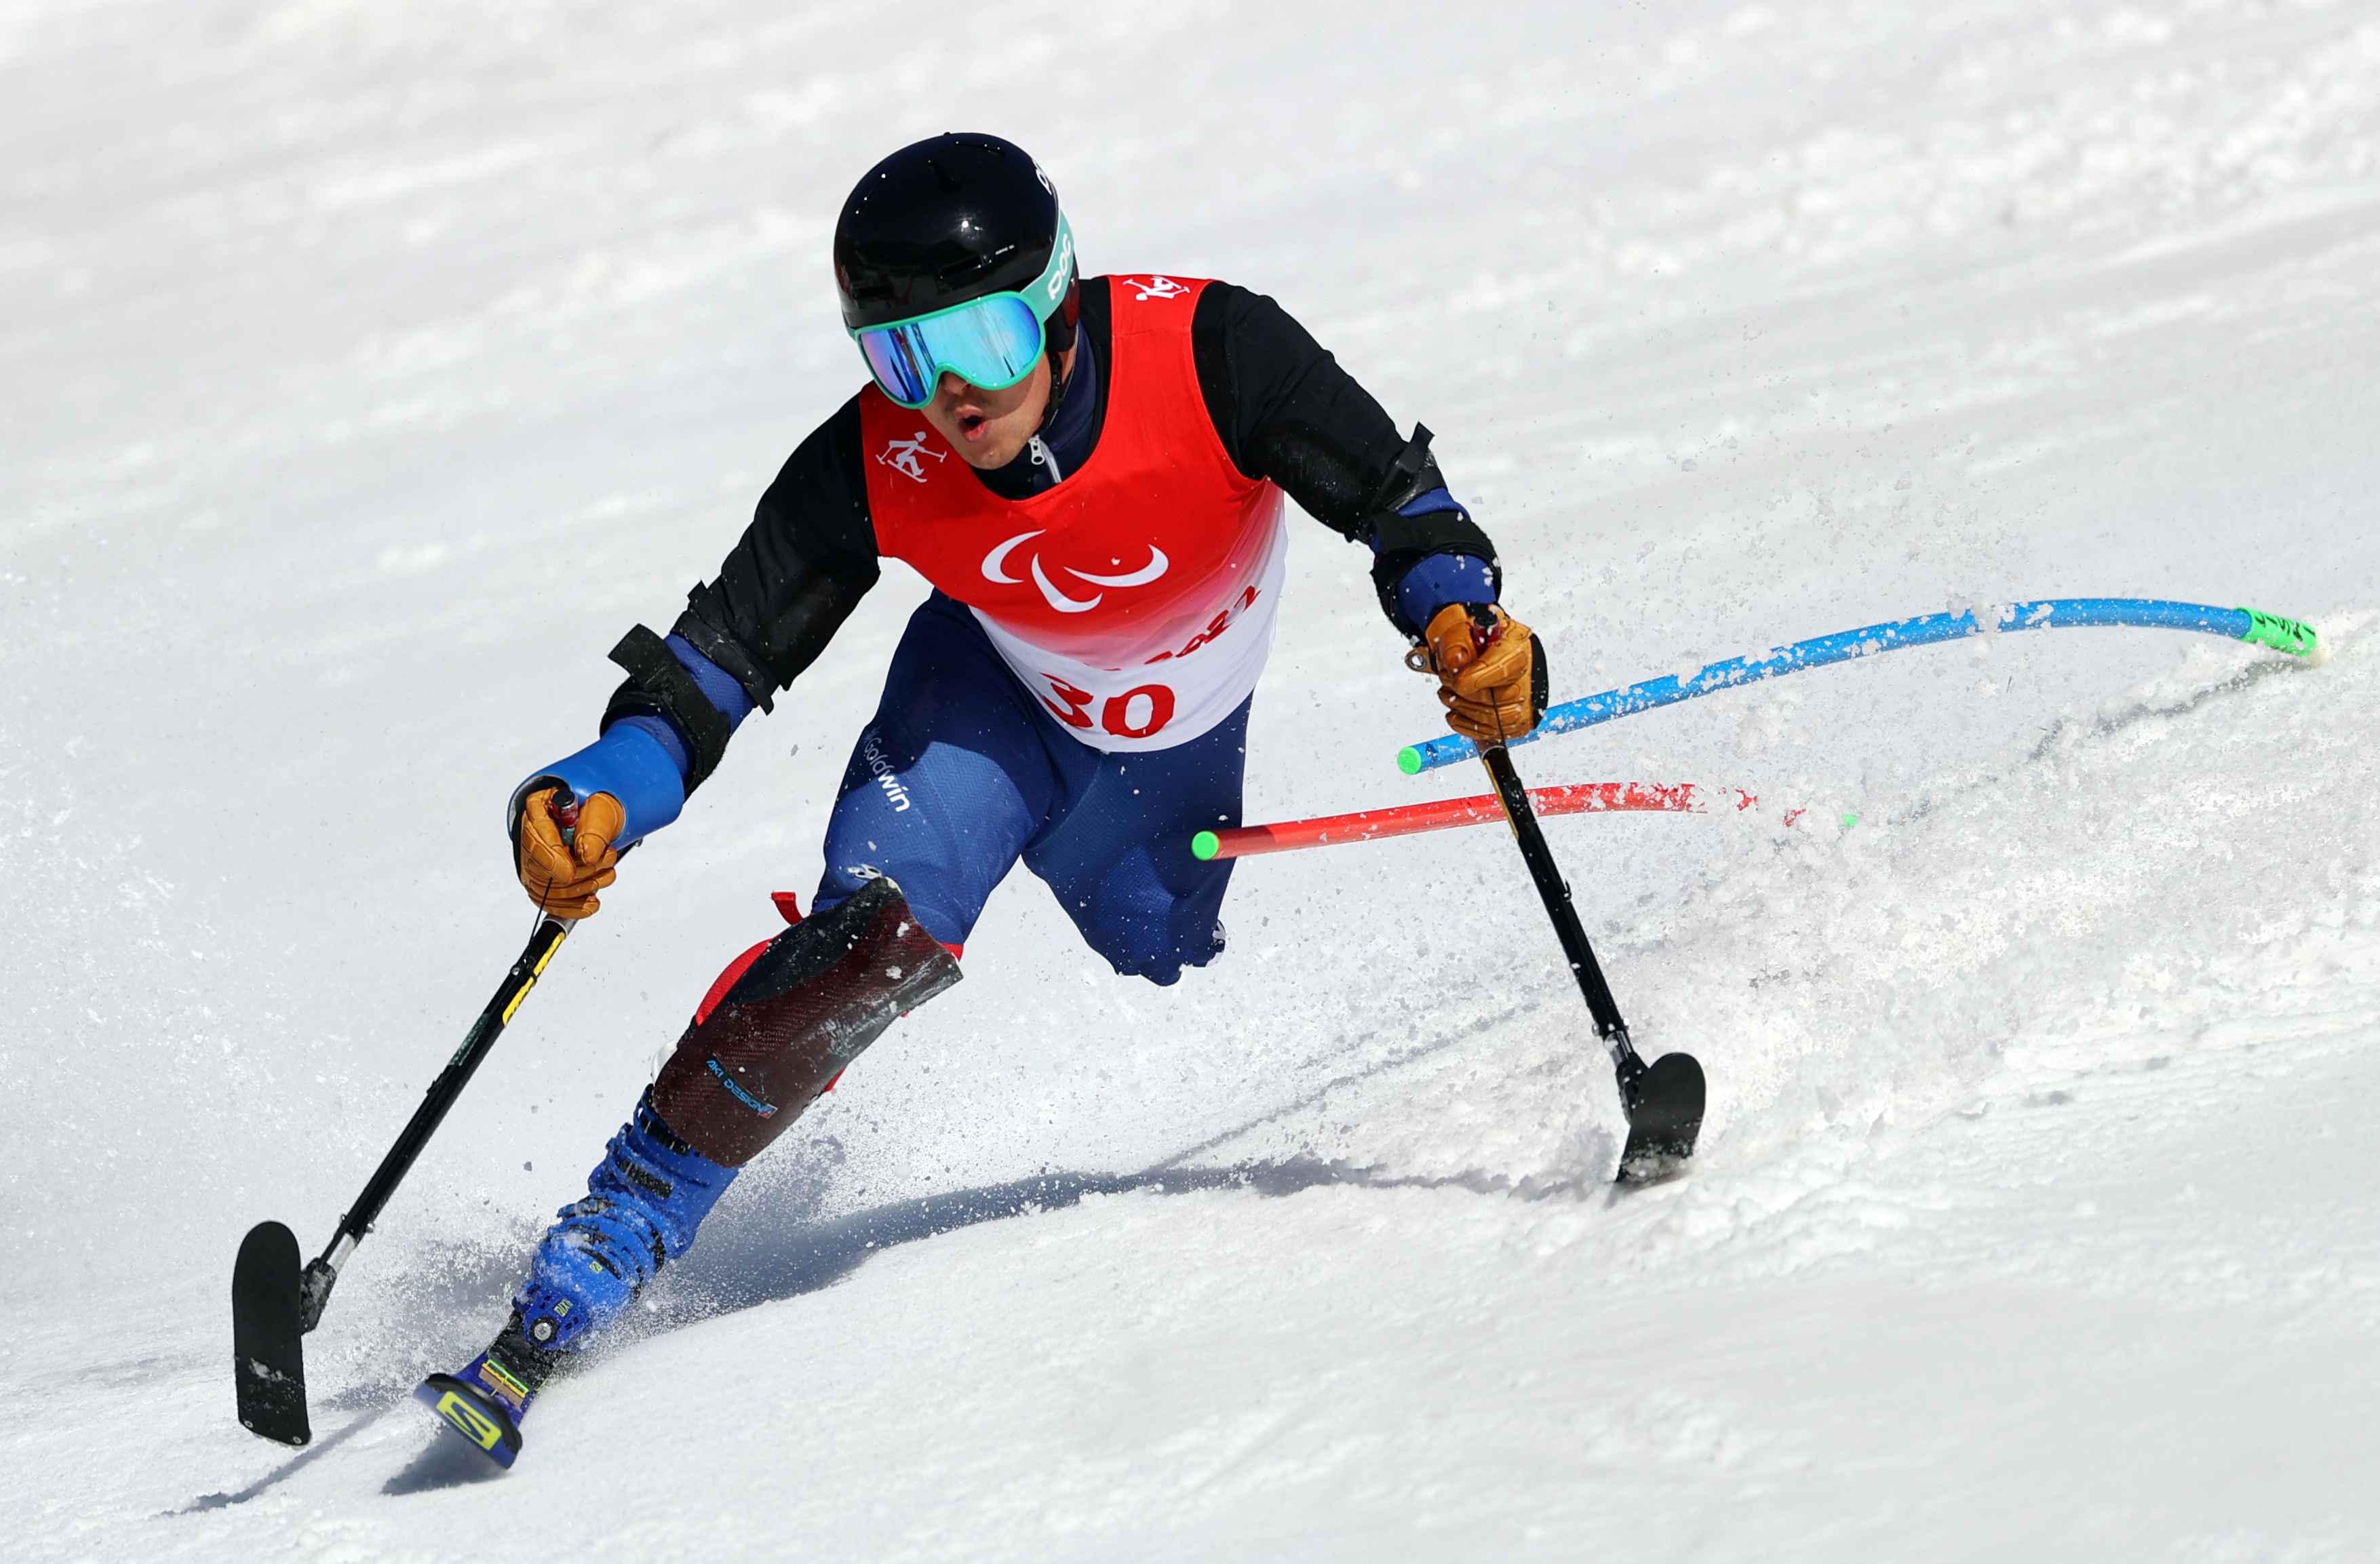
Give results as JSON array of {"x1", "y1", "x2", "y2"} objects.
[{"x1": 981, "y1": 530, "x2": 1168, "y2": 614}]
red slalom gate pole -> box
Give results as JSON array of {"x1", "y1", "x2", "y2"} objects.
[{"x1": 1192, "y1": 781, "x2": 1725, "y2": 862}]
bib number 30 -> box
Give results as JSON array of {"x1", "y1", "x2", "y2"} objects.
[{"x1": 1042, "y1": 677, "x2": 1177, "y2": 740}]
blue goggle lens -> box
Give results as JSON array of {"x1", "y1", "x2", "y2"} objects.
[{"x1": 857, "y1": 293, "x2": 1047, "y2": 408}]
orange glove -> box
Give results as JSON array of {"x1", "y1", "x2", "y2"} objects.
[
  {"x1": 1416, "y1": 602, "x2": 1547, "y2": 745},
  {"x1": 516, "y1": 787, "x2": 626, "y2": 918}
]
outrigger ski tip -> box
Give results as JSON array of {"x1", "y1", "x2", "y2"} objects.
[
  {"x1": 1616, "y1": 1051, "x2": 1706, "y2": 1186},
  {"x1": 416, "y1": 1372, "x2": 526, "y2": 1469},
  {"x1": 231, "y1": 1220, "x2": 311, "y2": 1447}
]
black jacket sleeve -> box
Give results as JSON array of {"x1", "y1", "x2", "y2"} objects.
[
  {"x1": 667, "y1": 396, "x2": 881, "y2": 712},
  {"x1": 1190, "y1": 282, "x2": 1500, "y2": 633}
]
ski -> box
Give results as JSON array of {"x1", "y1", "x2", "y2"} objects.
[
  {"x1": 412, "y1": 1314, "x2": 559, "y2": 1468},
  {"x1": 414, "y1": 1368, "x2": 526, "y2": 1469},
  {"x1": 231, "y1": 1220, "x2": 311, "y2": 1445},
  {"x1": 1479, "y1": 742, "x2": 1706, "y2": 1184}
]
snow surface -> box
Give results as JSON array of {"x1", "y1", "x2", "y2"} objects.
[{"x1": 5, "y1": 0, "x2": 2380, "y2": 1557}]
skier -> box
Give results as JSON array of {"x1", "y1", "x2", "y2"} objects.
[{"x1": 419, "y1": 132, "x2": 1547, "y2": 1462}]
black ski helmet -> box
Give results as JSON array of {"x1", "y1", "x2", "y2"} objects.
[{"x1": 834, "y1": 132, "x2": 1078, "y2": 346}]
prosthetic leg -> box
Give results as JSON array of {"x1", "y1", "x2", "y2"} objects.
[{"x1": 418, "y1": 878, "x2": 962, "y2": 1466}]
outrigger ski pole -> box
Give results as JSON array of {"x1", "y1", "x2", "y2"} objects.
[
  {"x1": 1480, "y1": 743, "x2": 1706, "y2": 1184},
  {"x1": 231, "y1": 792, "x2": 585, "y2": 1447}
]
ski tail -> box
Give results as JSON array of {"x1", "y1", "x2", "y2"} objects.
[
  {"x1": 414, "y1": 1329, "x2": 550, "y2": 1470},
  {"x1": 232, "y1": 1221, "x2": 311, "y2": 1446},
  {"x1": 415, "y1": 1371, "x2": 525, "y2": 1469}
]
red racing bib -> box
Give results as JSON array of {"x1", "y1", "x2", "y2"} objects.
[{"x1": 859, "y1": 275, "x2": 1287, "y2": 752}]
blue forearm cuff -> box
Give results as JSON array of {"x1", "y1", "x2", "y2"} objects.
[
  {"x1": 513, "y1": 723, "x2": 686, "y2": 850},
  {"x1": 1367, "y1": 488, "x2": 1497, "y2": 630},
  {"x1": 1393, "y1": 551, "x2": 1497, "y2": 631},
  {"x1": 610, "y1": 713, "x2": 689, "y2": 778},
  {"x1": 507, "y1": 629, "x2": 747, "y2": 852},
  {"x1": 667, "y1": 633, "x2": 755, "y2": 726}
]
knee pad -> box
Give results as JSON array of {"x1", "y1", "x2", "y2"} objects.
[
  {"x1": 513, "y1": 1087, "x2": 737, "y2": 1352},
  {"x1": 653, "y1": 877, "x2": 962, "y2": 1167}
]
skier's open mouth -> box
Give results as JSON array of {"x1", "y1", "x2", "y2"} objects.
[{"x1": 956, "y1": 410, "x2": 989, "y2": 439}]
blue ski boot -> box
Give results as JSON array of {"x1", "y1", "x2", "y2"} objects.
[
  {"x1": 418, "y1": 1088, "x2": 737, "y2": 1466},
  {"x1": 421, "y1": 880, "x2": 960, "y2": 1466}
]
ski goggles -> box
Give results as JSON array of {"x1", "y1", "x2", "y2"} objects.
[{"x1": 850, "y1": 213, "x2": 1075, "y2": 408}]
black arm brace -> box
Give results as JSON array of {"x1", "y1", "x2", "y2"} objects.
[
  {"x1": 1361, "y1": 425, "x2": 1502, "y2": 638},
  {"x1": 668, "y1": 582, "x2": 777, "y2": 716},
  {"x1": 671, "y1": 555, "x2": 872, "y2": 706},
  {"x1": 600, "y1": 625, "x2": 737, "y2": 792}
]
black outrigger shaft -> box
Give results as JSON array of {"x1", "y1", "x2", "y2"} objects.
[
  {"x1": 233, "y1": 798, "x2": 583, "y2": 1447},
  {"x1": 1479, "y1": 743, "x2": 1704, "y2": 1183}
]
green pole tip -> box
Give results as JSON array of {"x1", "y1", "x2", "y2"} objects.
[
  {"x1": 2238, "y1": 607, "x2": 2318, "y2": 657},
  {"x1": 1840, "y1": 813, "x2": 1860, "y2": 829},
  {"x1": 1397, "y1": 746, "x2": 1424, "y2": 775},
  {"x1": 1191, "y1": 830, "x2": 1220, "y2": 861}
]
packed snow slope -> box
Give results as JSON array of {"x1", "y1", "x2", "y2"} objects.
[{"x1": 5, "y1": 0, "x2": 2380, "y2": 1557}]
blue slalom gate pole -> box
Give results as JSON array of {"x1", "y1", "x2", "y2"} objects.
[{"x1": 1398, "y1": 598, "x2": 2318, "y2": 776}]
